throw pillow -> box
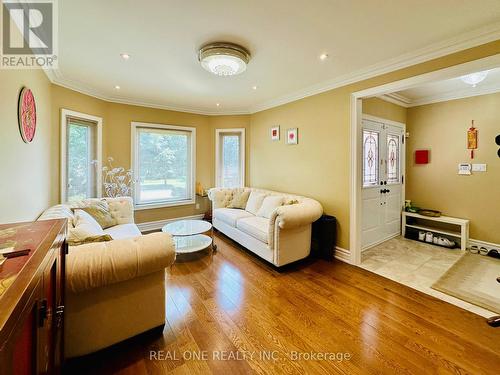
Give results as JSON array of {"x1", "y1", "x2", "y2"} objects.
[
  {"x1": 68, "y1": 234, "x2": 113, "y2": 247},
  {"x1": 257, "y1": 196, "x2": 284, "y2": 219},
  {"x1": 68, "y1": 209, "x2": 106, "y2": 243},
  {"x1": 245, "y1": 192, "x2": 267, "y2": 215},
  {"x1": 211, "y1": 190, "x2": 233, "y2": 209},
  {"x1": 228, "y1": 190, "x2": 250, "y2": 209},
  {"x1": 79, "y1": 200, "x2": 116, "y2": 229}
]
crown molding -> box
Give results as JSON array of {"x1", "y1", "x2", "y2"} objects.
[
  {"x1": 50, "y1": 75, "x2": 251, "y2": 116},
  {"x1": 378, "y1": 92, "x2": 412, "y2": 107},
  {"x1": 404, "y1": 82, "x2": 500, "y2": 107},
  {"x1": 41, "y1": 21, "x2": 500, "y2": 116},
  {"x1": 250, "y1": 21, "x2": 500, "y2": 113}
]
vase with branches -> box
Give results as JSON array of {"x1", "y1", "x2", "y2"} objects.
[{"x1": 94, "y1": 157, "x2": 135, "y2": 198}]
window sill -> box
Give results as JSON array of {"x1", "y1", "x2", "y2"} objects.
[{"x1": 134, "y1": 199, "x2": 196, "y2": 211}]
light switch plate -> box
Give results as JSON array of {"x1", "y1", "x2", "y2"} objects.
[{"x1": 472, "y1": 163, "x2": 487, "y2": 172}]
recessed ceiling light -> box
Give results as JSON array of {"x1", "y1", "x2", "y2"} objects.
[
  {"x1": 114, "y1": 85, "x2": 121, "y2": 90},
  {"x1": 120, "y1": 53, "x2": 130, "y2": 60},
  {"x1": 319, "y1": 53, "x2": 329, "y2": 61},
  {"x1": 252, "y1": 85, "x2": 257, "y2": 90},
  {"x1": 216, "y1": 103, "x2": 220, "y2": 107},
  {"x1": 199, "y1": 42, "x2": 251, "y2": 76}
]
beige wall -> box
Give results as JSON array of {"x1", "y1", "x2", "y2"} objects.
[
  {"x1": 2, "y1": 40, "x2": 499, "y2": 246},
  {"x1": 362, "y1": 97, "x2": 407, "y2": 124},
  {"x1": 249, "y1": 41, "x2": 500, "y2": 249},
  {"x1": 51, "y1": 86, "x2": 250, "y2": 223},
  {"x1": 406, "y1": 93, "x2": 500, "y2": 243},
  {"x1": 0, "y1": 69, "x2": 55, "y2": 222}
]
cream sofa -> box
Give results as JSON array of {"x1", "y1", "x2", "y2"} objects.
[
  {"x1": 208, "y1": 188, "x2": 323, "y2": 267},
  {"x1": 38, "y1": 197, "x2": 175, "y2": 358}
]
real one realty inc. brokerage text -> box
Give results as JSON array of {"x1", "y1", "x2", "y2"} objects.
[{"x1": 150, "y1": 350, "x2": 352, "y2": 362}]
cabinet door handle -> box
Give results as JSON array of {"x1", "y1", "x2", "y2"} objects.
[
  {"x1": 38, "y1": 299, "x2": 48, "y2": 327},
  {"x1": 56, "y1": 305, "x2": 64, "y2": 314},
  {"x1": 55, "y1": 305, "x2": 64, "y2": 328}
]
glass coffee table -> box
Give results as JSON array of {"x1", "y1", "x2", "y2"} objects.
[{"x1": 162, "y1": 219, "x2": 217, "y2": 254}]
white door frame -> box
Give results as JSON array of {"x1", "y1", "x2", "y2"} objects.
[{"x1": 349, "y1": 53, "x2": 500, "y2": 265}]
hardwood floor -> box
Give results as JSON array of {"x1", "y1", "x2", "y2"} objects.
[{"x1": 65, "y1": 233, "x2": 500, "y2": 374}]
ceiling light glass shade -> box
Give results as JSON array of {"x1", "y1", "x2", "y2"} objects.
[
  {"x1": 199, "y1": 42, "x2": 250, "y2": 76},
  {"x1": 460, "y1": 70, "x2": 489, "y2": 87}
]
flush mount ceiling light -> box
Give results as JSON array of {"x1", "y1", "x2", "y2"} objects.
[
  {"x1": 460, "y1": 70, "x2": 489, "y2": 87},
  {"x1": 199, "y1": 42, "x2": 250, "y2": 76}
]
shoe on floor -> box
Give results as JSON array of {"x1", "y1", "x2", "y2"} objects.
[{"x1": 438, "y1": 237, "x2": 455, "y2": 248}]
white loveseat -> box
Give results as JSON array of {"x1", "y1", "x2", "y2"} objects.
[
  {"x1": 38, "y1": 197, "x2": 175, "y2": 358},
  {"x1": 208, "y1": 187, "x2": 323, "y2": 267}
]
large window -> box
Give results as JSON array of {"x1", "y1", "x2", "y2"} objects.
[
  {"x1": 61, "y1": 110, "x2": 102, "y2": 202},
  {"x1": 215, "y1": 129, "x2": 245, "y2": 188},
  {"x1": 132, "y1": 122, "x2": 196, "y2": 209}
]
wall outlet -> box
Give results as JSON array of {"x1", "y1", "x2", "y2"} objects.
[
  {"x1": 195, "y1": 203, "x2": 200, "y2": 209},
  {"x1": 472, "y1": 163, "x2": 487, "y2": 172}
]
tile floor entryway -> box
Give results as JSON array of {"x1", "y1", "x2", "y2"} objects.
[{"x1": 360, "y1": 236, "x2": 496, "y2": 318}]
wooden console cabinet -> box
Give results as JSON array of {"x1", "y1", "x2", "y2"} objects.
[{"x1": 0, "y1": 220, "x2": 67, "y2": 375}]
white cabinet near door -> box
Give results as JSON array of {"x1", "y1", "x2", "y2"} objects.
[{"x1": 361, "y1": 117, "x2": 405, "y2": 249}]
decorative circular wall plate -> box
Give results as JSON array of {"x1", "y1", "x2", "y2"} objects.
[{"x1": 18, "y1": 87, "x2": 37, "y2": 143}]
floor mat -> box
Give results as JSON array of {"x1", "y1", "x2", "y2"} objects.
[{"x1": 432, "y1": 253, "x2": 500, "y2": 314}]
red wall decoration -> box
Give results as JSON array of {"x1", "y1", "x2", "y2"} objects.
[
  {"x1": 415, "y1": 149, "x2": 429, "y2": 164},
  {"x1": 18, "y1": 87, "x2": 37, "y2": 143}
]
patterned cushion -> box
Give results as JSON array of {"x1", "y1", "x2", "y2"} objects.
[
  {"x1": 68, "y1": 234, "x2": 113, "y2": 247},
  {"x1": 79, "y1": 200, "x2": 117, "y2": 229},
  {"x1": 227, "y1": 190, "x2": 250, "y2": 209}
]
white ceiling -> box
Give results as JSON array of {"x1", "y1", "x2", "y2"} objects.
[
  {"x1": 53, "y1": 0, "x2": 500, "y2": 114},
  {"x1": 382, "y1": 67, "x2": 500, "y2": 107}
]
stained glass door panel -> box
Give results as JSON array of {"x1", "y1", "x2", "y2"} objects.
[
  {"x1": 386, "y1": 134, "x2": 400, "y2": 184},
  {"x1": 362, "y1": 130, "x2": 379, "y2": 187}
]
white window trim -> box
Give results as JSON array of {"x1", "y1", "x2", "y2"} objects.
[
  {"x1": 215, "y1": 128, "x2": 246, "y2": 188},
  {"x1": 131, "y1": 122, "x2": 196, "y2": 210},
  {"x1": 60, "y1": 109, "x2": 102, "y2": 203}
]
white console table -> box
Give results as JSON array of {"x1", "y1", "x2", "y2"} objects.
[{"x1": 402, "y1": 212, "x2": 469, "y2": 251}]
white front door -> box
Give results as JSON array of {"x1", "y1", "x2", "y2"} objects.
[{"x1": 361, "y1": 118, "x2": 404, "y2": 249}]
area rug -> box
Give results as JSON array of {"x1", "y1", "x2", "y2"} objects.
[{"x1": 432, "y1": 253, "x2": 500, "y2": 314}]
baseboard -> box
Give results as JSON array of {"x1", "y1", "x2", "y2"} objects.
[
  {"x1": 468, "y1": 238, "x2": 500, "y2": 252},
  {"x1": 137, "y1": 214, "x2": 205, "y2": 232},
  {"x1": 334, "y1": 246, "x2": 351, "y2": 264}
]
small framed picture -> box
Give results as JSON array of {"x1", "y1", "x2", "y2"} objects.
[
  {"x1": 286, "y1": 128, "x2": 298, "y2": 145},
  {"x1": 270, "y1": 126, "x2": 280, "y2": 141}
]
